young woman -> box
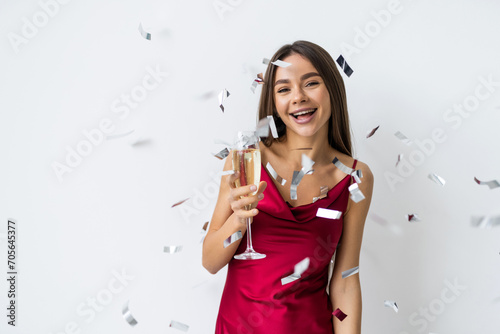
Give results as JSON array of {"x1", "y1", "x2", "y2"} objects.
[{"x1": 202, "y1": 40, "x2": 374, "y2": 334}]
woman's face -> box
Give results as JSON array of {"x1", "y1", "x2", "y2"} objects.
[{"x1": 273, "y1": 53, "x2": 331, "y2": 139}]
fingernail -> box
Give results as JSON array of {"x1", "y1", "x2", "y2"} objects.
[
  {"x1": 252, "y1": 209, "x2": 258, "y2": 215},
  {"x1": 258, "y1": 194, "x2": 264, "y2": 199},
  {"x1": 250, "y1": 185, "x2": 257, "y2": 191}
]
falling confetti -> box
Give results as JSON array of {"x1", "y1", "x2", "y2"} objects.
[
  {"x1": 256, "y1": 117, "x2": 271, "y2": 137},
  {"x1": 281, "y1": 257, "x2": 310, "y2": 285},
  {"x1": 366, "y1": 125, "x2": 379, "y2": 138},
  {"x1": 202, "y1": 222, "x2": 209, "y2": 231},
  {"x1": 267, "y1": 115, "x2": 279, "y2": 138},
  {"x1": 271, "y1": 59, "x2": 292, "y2": 67},
  {"x1": 122, "y1": 300, "x2": 138, "y2": 326},
  {"x1": 164, "y1": 245, "x2": 183, "y2": 254},
  {"x1": 336, "y1": 55, "x2": 353, "y2": 77},
  {"x1": 332, "y1": 157, "x2": 354, "y2": 175},
  {"x1": 213, "y1": 147, "x2": 230, "y2": 160},
  {"x1": 474, "y1": 177, "x2": 500, "y2": 190},
  {"x1": 290, "y1": 155, "x2": 315, "y2": 200},
  {"x1": 394, "y1": 131, "x2": 412, "y2": 145},
  {"x1": 262, "y1": 58, "x2": 271, "y2": 65},
  {"x1": 428, "y1": 173, "x2": 446, "y2": 186},
  {"x1": 332, "y1": 308, "x2": 348, "y2": 321},
  {"x1": 250, "y1": 73, "x2": 264, "y2": 93},
  {"x1": 349, "y1": 183, "x2": 365, "y2": 203},
  {"x1": 220, "y1": 170, "x2": 235, "y2": 176},
  {"x1": 223, "y1": 231, "x2": 242, "y2": 248},
  {"x1": 138, "y1": 23, "x2": 151, "y2": 40},
  {"x1": 342, "y1": 266, "x2": 359, "y2": 279},
  {"x1": 106, "y1": 129, "x2": 135, "y2": 140},
  {"x1": 218, "y1": 89, "x2": 230, "y2": 112},
  {"x1": 406, "y1": 214, "x2": 421, "y2": 222},
  {"x1": 396, "y1": 154, "x2": 403, "y2": 167},
  {"x1": 312, "y1": 185, "x2": 329, "y2": 203},
  {"x1": 471, "y1": 215, "x2": 500, "y2": 228},
  {"x1": 172, "y1": 198, "x2": 189, "y2": 208},
  {"x1": 266, "y1": 162, "x2": 286, "y2": 186},
  {"x1": 169, "y1": 320, "x2": 189, "y2": 332},
  {"x1": 384, "y1": 300, "x2": 399, "y2": 313},
  {"x1": 316, "y1": 208, "x2": 342, "y2": 220}
]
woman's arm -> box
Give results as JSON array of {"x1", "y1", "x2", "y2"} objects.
[
  {"x1": 202, "y1": 152, "x2": 267, "y2": 274},
  {"x1": 330, "y1": 161, "x2": 374, "y2": 334}
]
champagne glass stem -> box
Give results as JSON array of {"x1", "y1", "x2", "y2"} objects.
[{"x1": 245, "y1": 217, "x2": 254, "y2": 252}]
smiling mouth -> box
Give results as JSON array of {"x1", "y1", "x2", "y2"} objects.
[{"x1": 291, "y1": 108, "x2": 317, "y2": 119}]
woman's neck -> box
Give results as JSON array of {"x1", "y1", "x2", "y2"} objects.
[{"x1": 280, "y1": 126, "x2": 333, "y2": 168}]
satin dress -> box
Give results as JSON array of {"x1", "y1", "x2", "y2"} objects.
[{"x1": 215, "y1": 160, "x2": 358, "y2": 334}]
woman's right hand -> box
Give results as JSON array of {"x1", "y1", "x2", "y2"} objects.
[{"x1": 227, "y1": 171, "x2": 267, "y2": 224}]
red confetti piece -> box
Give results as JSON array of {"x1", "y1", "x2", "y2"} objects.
[
  {"x1": 171, "y1": 198, "x2": 189, "y2": 208},
  {"x1": 333, "y1": 308, "x2": 347, "y2": 321}
]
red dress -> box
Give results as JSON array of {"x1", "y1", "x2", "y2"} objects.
[{"x1": 215, "y1": 160, "x2": 358, "y2": 334}]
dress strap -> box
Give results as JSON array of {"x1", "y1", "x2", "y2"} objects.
[{"x1": 352, "y1": 159, "x2": 358, "y2": 169}]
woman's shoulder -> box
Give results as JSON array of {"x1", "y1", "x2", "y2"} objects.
[{"x1": 333, "y1": 152, "x2": 374, "y2": 183}]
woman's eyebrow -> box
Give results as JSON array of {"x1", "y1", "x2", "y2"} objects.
[{"x1": 274, "y1": 72, "x2": 320, "y2": 86}]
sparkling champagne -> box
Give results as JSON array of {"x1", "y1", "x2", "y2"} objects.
[{"x1": 232, "y1": 149, "x2": 261, "y2": 196}]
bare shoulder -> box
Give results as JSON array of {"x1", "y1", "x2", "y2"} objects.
[{"x1": 354, "y1": 160, "x2": 374, "y2": 186}]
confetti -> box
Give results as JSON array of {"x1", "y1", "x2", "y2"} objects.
[
  {"x1": 370, "y1": 213, "x2": 388, "y2": 226},
  {"x1": 218, "y1": 89, "x2": 230, "y2": 112},
  {"x1": 267, "y1": 115, "x2": 279, "y2": 138},
  {"x1": 406, "y1": 214, "x2": 421, "y2": 222},
  {"x1": 316, "y1": 208, "x2": 342, "y2": 220},
  {"x1": 164, "y1": 245, "x2": 183, "y2": 253},
  {"x1": 335, "y1": 55, "x2": 353, "y2": 77},
  {"x1": 281, "y1": 257, "x2": 310, "y2": 285},
  {"x1": 202, "y1": 222, "x2": 209, "y2": 231},
  {"x1": 342, "y1": 266, "x2": 359, "y2": 279},
  {"x1": 332, "y1": 157, "x2": 354, "y2": 175},
  {"x1": 290, "y1": 170, "x2": 305, "y2": 200},
  {"x1": 394, "y1": 131, "x2": 412, "y2": 145},
  {"x1": 220, "y1": 170, "x2": 235, "y2": 176},
  {"x1": 366, "y1": 125, "x2": 379, "y2": 138},
  {"x1": 262, "y1": 58, "x2": 270, "y2": 65},
  {"x1": 471, "y1": 215, "x2": 500, "y2": 228},
  {"x1": 223, "y1": 231, "x2": 242, "y2": 248},
  {"x1": 169, "y1": 320, "x2": 189, "y2": 332},
  {"x1": 332, "y1": 308, "x2": 348, "y2": 321},
  {"x1": 349, "y1": 183, "x2": 365, "y2": 203},
  {"x1": 301, "y1": 154, "x2": 315, "y2": 173},
  {"x1": 138, "y1": 23, "x2": 151, "y2": 40},
  {"x1": 384, "y1": 300, "x2": 399, "y2": 313},
  {"x1": 122, "y1": 300, "x2": 138, "y2": 326},
  {"x1": 271, "y1": 60, "x2": 292, "y2": 67},
  {"x1": 256, "y1": 117, "x2": 270, "y2": 137},
  {"x1": 396, "y1": 154, "x2": 403, "y2": 167},
  {"x1": 171, "y1": 198, "x2": 189, "y2": 208},
  {"x1": 428, "y1": 173, "x2": 446, "y2": 186},
  {"x1": 106, "y1": 130, "x2": 135, "y2": 140},
  {"x1": 250, "y1": 73, "x2": 264, "y2": 93},
  {"x1": 313, "y1": 185, "x2": 329, "y2": 203},
  {"x1": 213, "y1": 147, "x2": 230, "y2": 160},
  {"x1": 474, "y1": 177, "x2": 500, "y2": 190},
  {"x1": 266, "y1": 162, "x2": 286, "y2": 186}
]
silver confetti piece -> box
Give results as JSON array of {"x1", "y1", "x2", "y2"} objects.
[
  {"x1": 169, "y1": 320, "x2": 189, "y2": 332},
  {"x1": 366, "y1": 125, "x2": 379, "y2": 138},
  {"x1": 256, "y1": 117, "x2": 270, "y2": 137},
  {"x1": 250, "y1": 80, "x2": 258, "y2": 93},
  {"x1": 220, "y1": 170, "x2": 235, "y2": 176},
  {"x1": 342, "y1": 266, "x2": 359, "y2": 279},
  {"x1": 223, "y1": 231, "x2": 242, "y2": 248},
  {"x1": 471, "y1": 215, "x2": 500, "y2": 228},
  {"x1": 266, "y1": 162, "x2": 286, "y2": 186},
  {"x1": 138, "y1": 23, "x2": 151, "y2": 40},
  {"x1": 428, "y1": 173, "x2": 446, "y2": 186},
  {"x1": 122, "y1": 300, "x2": 138, "y2": 326},
  {"x1": 262, "y1": 58, "x2": 270, "y2": 65},
  {"x1": 290, "y1": 170, "x2": 305, "y2": 200},
  {"x1": 164, "y1": 245, "x2": 183, "y2": 253},
  {"x1": 218, "y1": 89, "x2": 230, "y2": 112},
  {"x1": 106, "y1": 129, "x2": 135, "y2": 140},
  {"x1": 313, "y1": 185, "x2": 329, "y2": 203},
  {"x1": 396, "y1": 154, "x2": 403, "y2": 167},
  {"x1": 348, "y1": 183, "x2": 365, "y2": 203},
  {"x1": 213, "y1": 147, "x2": 230, "y2": 160},
  {"x1": 474, "y1": 177, "x2": 500, "y2": 190},
  {"x1": 301, "y1": 154, "x2": 315, "y2": 173},
  {"x1": 336, "y1": 55, "x2": 353, "y2": 77},
  {"x1": 281, "y1": 257, "x2": 310, "y2": 285},
  {"x1": 384, "y1": 300, "x2": 399, "y2": 313},
  {"x1": 250, "y1": 74, "x2": 264, "y2": 93},
  {"x1": 394, "y1": 131, "x2": 412, "y2": 145},
  {"x1": 316, "y1": 208, "x2": 342, "y2": 220},
  {"x1": 271, "y1": 60, "x2": 292, "y2": 67},
  {"x1": 267, "y1": 115, "x2": 279, "y2": 138},
  {"x1": 332, "y1": 157, "x2": 354, "y2": 175},
  {"x1": 406, "y1": 214, "x2": 421, "y2": 222},
  {"x1": 351, "y1": 169, "x2": 363, "y2": 184}
]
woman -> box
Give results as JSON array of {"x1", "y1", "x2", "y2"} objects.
[{"x1": 202, "y1": 40, "x2": 374, "y2": 334}]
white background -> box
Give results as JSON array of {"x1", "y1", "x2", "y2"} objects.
[{"x1": 1, "y1": 0, "x2": 500, "y2": 333}]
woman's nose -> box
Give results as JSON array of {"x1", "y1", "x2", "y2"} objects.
[{"x1": 292, "y1": 87, "x2": 307, "y2": 104}]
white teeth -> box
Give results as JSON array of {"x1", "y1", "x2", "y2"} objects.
[{"x1": 293, "y1": 109, "x2": 316, "y2": 116}]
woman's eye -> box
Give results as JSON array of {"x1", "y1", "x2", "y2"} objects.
[
  {"x1": 277, "y1": 88, "x2": 289, "y2": 93},
  {"x1": 306, "y1": 81, "x2": 319, "y2": 87}
]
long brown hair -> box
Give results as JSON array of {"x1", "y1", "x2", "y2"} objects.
[{"x1": 258, "y1": 40, "x2": 353, "y2": 157}]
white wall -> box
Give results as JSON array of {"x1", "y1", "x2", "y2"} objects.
[{"x1": 1, "y1": 0, "x2": 499, "y2": 333}]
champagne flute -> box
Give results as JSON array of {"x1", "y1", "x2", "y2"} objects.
[{"x1": 232, "y1": 131, "x2": 266, "y2": 260}]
